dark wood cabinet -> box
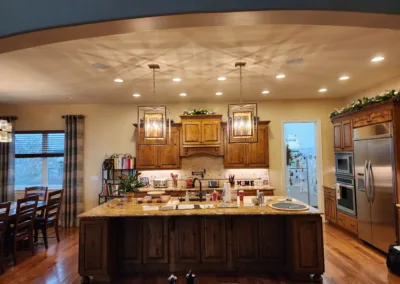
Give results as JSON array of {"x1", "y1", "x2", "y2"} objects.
[
  {"x1": 224, "y1": 122, "x2": 270, "y2": 168},
  {"x1": 259, "y1": 217, "x2": 285, "y2": 263},
  {"x1": 324, "y1": 186, "x2": 337, "y2": 224},
  {"x1": 174, "y1": 217, "x2": 201, "y2": 263},
  {"x1": 143, "y1": 218, "x2": 168, "y2": 263},
  {"x1": 332, "y1": 119, "x2": 353, "y2": 152},
  {"x1": 135, "y1": 126, "x2": 181, "y2": 170},
  {"x1": 201, "y1": 217, "x2": 226, "y2": 263},
  {"x1": 337, "y1": 211, "x2": 358, "y2": 235},
  {"x1": 232, "y1": 217, "x2": 259, "y2": 262}
]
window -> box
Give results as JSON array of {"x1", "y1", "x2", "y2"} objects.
[{"x1": 15, "y1": 131, "x2": 65, "y2": 189}]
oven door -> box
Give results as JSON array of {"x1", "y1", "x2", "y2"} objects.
[
  {"x1": 335, "y1": 153, "x2": 353, "y2": 176},
  {"x1": 336, "y1": 183, "x2": 356, "y2": 216}
]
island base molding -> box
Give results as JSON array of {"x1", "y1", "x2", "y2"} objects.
[{"x1": 79, "y1": 215, "x2": 324, "y2": 282}]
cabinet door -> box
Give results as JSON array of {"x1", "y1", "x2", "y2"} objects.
[
  {"x1": 182, "y1": 120, "x2": 202, "y2": 145},
  {"x1": 143, "y1": 218, "x2": 168, "y2": 263},
  {"x1": 247, "y1": 125, "x2": 269, "y2": 167},
  {"x1": 342, "y1": 120, "x2": 353, "y2": 151},
  {"x1": 232, "y1": 217, "x2": 259, "y2": 262},
  {"x1": 333, "y1": 122, "x2": 342, "y2": 151},
  {"x1": 174, "y1": 217, "x2": 201, "y2": 263},
  {"x1": 324, "y1": 196, "x2": 336, "y2": 224},
  {"x1": 224, "y1": 127, "x2": 247, "y2": 168},
  {"x1": 259, "y1": 217, "x2": 285, "y2": 263},
  {"x1": 202, "y1": 119, "x2": 220, "y2": 145},
  {"x1": 353, "y1": 114, "x2": 370, "y2": 128},
  {"x1": 158, "y1": 128, "x2": 180, "y2": 169},
  {"x1": 136, "y1": 130, "x2": 157, "y2": 169},
  {"x1": 201, "y1": 217, "x2": 226, "y2": 263}
]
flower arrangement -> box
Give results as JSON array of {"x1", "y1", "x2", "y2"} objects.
[
  {"x1": 330, "y1": 89, "x2": 400, "y2": 118},
  {"x1": 183, "y1": 108, "x2": 215, "y2": 115}
]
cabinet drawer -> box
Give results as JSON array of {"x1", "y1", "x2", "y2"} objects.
[
  {"x1": 369, "y1": 109, "x2": 392, "y2": 124},
  {"x1": 347, "y1": 217, "x2": 358, "y2": 234},
  {"x1": 337, "y1": 211, "x2": 346, "y2": 228}
]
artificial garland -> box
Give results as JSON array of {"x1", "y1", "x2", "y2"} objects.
[
  {"x1": 183, "y1": 108, "x2": 215, "y2": 115},
  {"x1": 330, "y1": 89, "x2": 400, "y2": 118}
]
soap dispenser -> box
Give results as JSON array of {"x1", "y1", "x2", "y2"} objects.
[{"x1": 185, "y1": 191, "x2": 190, "y2": 202}]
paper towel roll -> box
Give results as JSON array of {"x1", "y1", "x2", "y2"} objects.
[{"x1": 224, "y1": 182, "x2": 231, "y2": 202}]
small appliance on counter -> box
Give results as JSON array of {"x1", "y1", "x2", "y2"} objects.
[
  {"x1": 153, "y1": 178, "x2": 168, "y2": 188},
  {"x1": 208, "y1": 180, "x2": 219, "y2": 188}
]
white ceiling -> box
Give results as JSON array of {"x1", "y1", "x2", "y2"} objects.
[{"x1": 1, "y1": 24, "x2": 400, "y2": 104}]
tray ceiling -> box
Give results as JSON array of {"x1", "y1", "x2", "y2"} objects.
[{"x1": 1, "y1": 24, "x2": 400, "y2": 104}]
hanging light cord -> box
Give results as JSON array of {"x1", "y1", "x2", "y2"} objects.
[
  {"x1": 152, "y1": 67, "x2": 156, "y2": 104},
  {"x1": 239, "y1": 65, "x2": 243, "y2": 104}
]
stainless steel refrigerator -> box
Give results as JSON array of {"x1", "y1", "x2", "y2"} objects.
[{"x1": 354, "y1": 122, "x2": 396, "y2": 253}]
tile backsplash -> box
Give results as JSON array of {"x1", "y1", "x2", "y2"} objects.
[{"x1": 139, "y1": 156, "x2": 269, "y2": 182}]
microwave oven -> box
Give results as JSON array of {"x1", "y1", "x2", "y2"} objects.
[{"x1": 335, "y1": 152, "x2": 354, "y2": 176}]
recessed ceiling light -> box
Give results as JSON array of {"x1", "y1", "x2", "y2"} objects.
[
  {"x1": 339, "y1": 75, "x2": 350, "y2": 81},
  {"x1": 132, "y1": 93, "x2": 140, "y2": 97},
  {"x1": 180, "y1": 93, "x2": 187, "y2": 97},
  {"x1": 216, "y1": 92, "x2": 223, "y2": 96},
  {"x1": 371, "y1": 56, "x2": 384, "y2": 62},
  {"x1": 172, "y1": 78, "x2": 181, "y2": 82},
  {"x1": 218, "y1": 77, "x2": 226, "y2": 81},
  {"x1": 261, "y1": 90, "x2": 270, "y2": 94},
  {"x1": 319, "y1": 88, "x2": 328, "y2": 93},
  {"x1": 114, "y1": 78, "x2": 123, "y2": 83},
  {"x1": 276, "y1": 74, "x2": 286, "y2": 79}
]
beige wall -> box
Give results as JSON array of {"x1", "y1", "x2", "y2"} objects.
[
  {"x1": 0, "y1": 99, "x2": 342, "y2": 210},
  {"x1": 347, "y1": 75, "x2": 400, "y2": 102}
]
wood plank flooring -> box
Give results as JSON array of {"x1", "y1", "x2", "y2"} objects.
[{"x1": 0, "y1": 224, "x2": 399, "y2": 283}]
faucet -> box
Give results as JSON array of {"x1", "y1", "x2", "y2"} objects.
[{"x1": 192, "y1": 178, "x2": 203, "y2": 202}]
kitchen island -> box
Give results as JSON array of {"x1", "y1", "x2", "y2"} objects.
[{"x1": 78, "y1": 196, "x2": 324, "y2": 283}]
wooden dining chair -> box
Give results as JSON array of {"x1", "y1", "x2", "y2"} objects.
[
  {"x1": 34, "y1": 190, "x2": 63, "y2": 249},
  {"x1": 24, "y1": 186, "x2": 48, "y2": 202},
  {"x1": 11, "y1": 195, "x2": 39, "y2": 265},
  {"x1": 0, "y1": 202, "x2": 11, "y2": 274}
]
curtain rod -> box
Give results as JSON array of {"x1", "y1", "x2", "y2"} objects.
[
  {"x1": 62, "y1": 115, "x2": 84, "y2": 119},
  {"x1": 0, "y1": 116, "x2": 18, "y2": 121}
]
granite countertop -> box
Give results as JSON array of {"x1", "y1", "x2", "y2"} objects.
[
  {"x1": 79, "y1": 196, "x2": 321, "y2": 218},
  {"x1": 138, "y1": 185, "x2": 275, "y2": 192}
]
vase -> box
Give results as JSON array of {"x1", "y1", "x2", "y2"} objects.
[{"x1": 125, "y1": 192, "x2": 135, "y2": 202}]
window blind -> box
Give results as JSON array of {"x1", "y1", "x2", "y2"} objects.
[{"x1": 15, "y1": 131, "x2": 65, "y2": 158}]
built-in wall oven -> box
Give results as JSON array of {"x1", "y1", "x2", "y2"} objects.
[
  {"x1": 335, "y1": 152, "x2": 354, "y2": 176},
  {"x1": 336, "y1": 175, "x2": 356, "y2": 216}
]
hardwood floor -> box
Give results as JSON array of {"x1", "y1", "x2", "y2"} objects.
[{"x1": 0, "y1": 224, "x2": 399, "y2": 283}]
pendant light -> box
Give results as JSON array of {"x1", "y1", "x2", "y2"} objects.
[
  {"x1": 0, "y1": 120, "x2": 12, "y2": 143},
  {"x1": 137, "y1": 64, "x2": 170, "y2": 145},
  {"x1": 227, "y1": 62, "x2": 258, "y2": 144}
]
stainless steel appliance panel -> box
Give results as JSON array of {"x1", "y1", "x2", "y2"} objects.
[
  {"x1": 368, "y1": 138, "x2": 396, "y2": 252},
  {"x1": 335, "y1": 152, "x2": 354, "y2": 176},
  {"x1": 355, "y1": 140, "x2": 373, "y2": 244}
]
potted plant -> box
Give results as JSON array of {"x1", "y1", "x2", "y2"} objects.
[{"x1": 118, "y1": 172, "x2": 145, "y2": 201}]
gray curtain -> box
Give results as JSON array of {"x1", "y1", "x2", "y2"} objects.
[
  {"x1": 60, "y1": 115, "x2": 84, "y2": 227},
  {"x1": 0, "y1": 116, "x2": 16, "y2": 202}
]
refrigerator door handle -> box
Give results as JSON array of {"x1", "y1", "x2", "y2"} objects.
[
  {"x1": 364, "y1": 160, "x2": 370, "y2": 201},
  {"x1": 369, "y1": 161, "x2": 375, "y2": 203}
]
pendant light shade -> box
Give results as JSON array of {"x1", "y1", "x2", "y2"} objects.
[
  {"x1": 227, "y1": 62, "x2": 258, "y2": 143},
  {"x1": 137, "y1": 64, "x2": 171, "y2": 145}
]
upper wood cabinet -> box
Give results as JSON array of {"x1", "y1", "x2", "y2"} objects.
[
  {"x1": 332, "y1": 119, "x2": 353, "y2": 152},
  {"x1": 223, "y1": 122, "x2": 269, "y2": 168},
  {"x1": 181, "y1": 115, "x2": 222, "y2": 147},
  {"x1": 135, "y1": 125, "x2": 181, "y2": 170},
  {"x1": 353, "y1": 108, "x2": 392, "y2": 128}
]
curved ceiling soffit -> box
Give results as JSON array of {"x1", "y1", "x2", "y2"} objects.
[{"x1": 1, "y1": 10, "x2": 400, "y2": 54}]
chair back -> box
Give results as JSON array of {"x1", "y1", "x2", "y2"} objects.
[
  {"x1": 45, "y1": 190, "x2": 64, "y2": 224},
  {"x1": 25, "y1": 186, "x2": 48, "y2": 202},
  {"x1": 0, "y1": 202, "x2": 11, "y2": 242},
  {"x1": 16, "y1": 195, "x2": 39, "y2": 232}
]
